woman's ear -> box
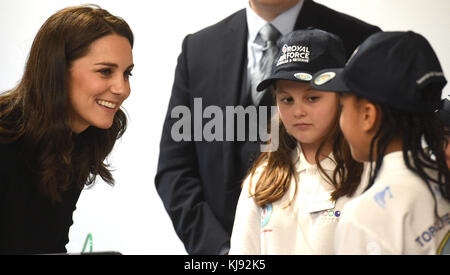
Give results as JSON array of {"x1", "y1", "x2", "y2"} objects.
[{"x1": 360, "y1": 99, "x2": 381, "y2": 134}]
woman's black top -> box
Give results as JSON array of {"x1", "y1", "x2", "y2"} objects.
[{"x1": 0, "y1": 139, "x2": 83, "y2": 255}]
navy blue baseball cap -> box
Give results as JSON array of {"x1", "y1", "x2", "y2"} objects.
[
  {"x1": 311, "y1": 31, "x2": 447, "y2": 113},
  {"x1": 439, "y1": 98, "x2": 450, "y2": 127},
  {"x1": 256, "y1": 28, "x2": 346, "y2": 91}
]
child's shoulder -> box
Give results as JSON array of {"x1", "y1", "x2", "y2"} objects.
[{"x1": 342, "y1": 167, "x2": 437, "y2": 223}]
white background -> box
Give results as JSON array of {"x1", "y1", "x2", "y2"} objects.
[{"x1": 0, "y1": 0, "x2": 449, "y2": 254}]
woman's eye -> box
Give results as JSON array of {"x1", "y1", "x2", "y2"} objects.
[
  {"x1": 124, "y1": 70, "x2": 133, "y2": 79},
  {"x1": 98, "y1": 68, "x2": 112, "y2": 76}
]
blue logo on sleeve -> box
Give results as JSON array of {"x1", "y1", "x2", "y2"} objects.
[
  {"x1": 261, "y1": 203, "x2": 273, "y2": 227},
  {"x1": 374, "y1": 186, "x2": 393, "y2": 209}
]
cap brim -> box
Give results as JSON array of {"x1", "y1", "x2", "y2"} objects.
[
  {"x1": 256, "y1": 78, "x2": 277, "y2": 92},
  {"x1": 256, "y1": 70, "x2": 314, "y2": 92},
  {"x1": 311, "y1": 68, "x2": 349, "y2": 93}
]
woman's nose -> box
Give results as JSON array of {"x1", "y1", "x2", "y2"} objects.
[{"x1": 110, "y1": 76, "x2": 130, "y2": 97}]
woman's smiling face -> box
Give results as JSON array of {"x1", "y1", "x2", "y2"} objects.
[{"x1": 68, "y1": 34, "x2": 134, "y2": 134}]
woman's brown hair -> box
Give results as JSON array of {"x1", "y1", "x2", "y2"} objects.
[
  {"x1": 247, "y1": 91, "x2": 363, "y2": 208},
  {"x1": 0, "y1": 5, "x2": 134, "y2": 202}
]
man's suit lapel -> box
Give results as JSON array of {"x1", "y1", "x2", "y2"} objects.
[
  {"x1": 294, "y1": 0, "x2": 319, "y2": 30},
  {"x1": 219, "y1": 9, "x2": 248, "y2": 108},
  {"x1": 219, "y1": 9, "x2": 248, "y2": 185}
]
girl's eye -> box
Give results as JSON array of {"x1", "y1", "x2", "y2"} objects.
[
  {"x1": 307, "y1": 96, "x2": 320, "y2": 102},
  {"x1": 279, "y1": 97, "x2": 293, "y2": 103}
]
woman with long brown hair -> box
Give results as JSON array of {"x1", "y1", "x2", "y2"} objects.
[
  {"x1": 229, "y1": 29, "x2": 364, "y2": 254},
  {"x1": 0, "y1": 5, "x2": 134, "y2": 254}
]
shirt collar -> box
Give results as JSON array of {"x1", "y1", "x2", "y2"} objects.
[
  {"x1": 246, "y1": 0, "x2": 304, "y2": 44},
  {"x1": 295, "y1": 143, "x2": 337, "y2": 173},
  {"x1": 376, "y1": 151, "x2": 407, "y2": 174}
]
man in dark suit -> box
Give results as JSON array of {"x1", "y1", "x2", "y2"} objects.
[{"x1": 155, "y1": 0, "x2": 381, "y2": 255}]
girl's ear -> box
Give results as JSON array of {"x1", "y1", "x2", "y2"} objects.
[{"x1": 360, "y1": 99, "x2": 381, "y2": 134}]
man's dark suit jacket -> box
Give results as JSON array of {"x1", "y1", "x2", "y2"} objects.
[{"x1": 155, "y1": 0, "x2": 381, "y2": 255}]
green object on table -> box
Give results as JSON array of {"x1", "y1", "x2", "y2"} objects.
[{"x1": 81, "y1": 233, "x2": 93, "y2": 253}]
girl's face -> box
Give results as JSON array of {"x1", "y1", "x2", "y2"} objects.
[
  {"x1": 68, "y1": 34, "x2": 134, "y2": 134},
  {"x1": 275, "y1": 80, "x2": 339, "y2": 148},
  {"x1": 338, "y1": 93, "x2": 376, "y2": 162}
]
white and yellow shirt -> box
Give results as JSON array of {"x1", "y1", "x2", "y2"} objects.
[
  {"x1": 335, "y1": 151, "x2": 450, "y2": 255},
  {"x1": 229, "y1": 147, "x2": 369, "y2": 254}
]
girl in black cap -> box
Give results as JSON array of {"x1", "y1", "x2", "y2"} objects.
[
  {"x1": 311, "y1": 31, "x2": 450, "y2": 254},
  {"x1": 230, "y1": 29, "x2": 365, "y2": 254},
  {"x1": 0, "y1": 5, "x2": 134, "y2": 254}
]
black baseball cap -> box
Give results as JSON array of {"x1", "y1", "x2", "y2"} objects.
[
  {"x1": 311, "y1": 31, "x2": 447, "y2": 113},
  {"x1": 256, "y1": 28, "x2": 346, "y2": 91},
  {"x1": 439, "y1": 98, "x2": 450, "y2": 127}
]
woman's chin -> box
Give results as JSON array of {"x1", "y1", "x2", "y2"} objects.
[{"x1": 92, "y1": 119, "x2": 114, "y2": 130}]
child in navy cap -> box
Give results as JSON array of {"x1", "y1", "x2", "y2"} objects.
[
  {"x1": 312, "y1": 31, "x2": 450, "y2": 254},
  {"x1": 230, "y1": 28, "x2": 366, "y2": 254}
]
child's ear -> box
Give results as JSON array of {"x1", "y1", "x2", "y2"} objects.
[{"x1": 360, "y1": 100, "x2": 381, "y2": 134}]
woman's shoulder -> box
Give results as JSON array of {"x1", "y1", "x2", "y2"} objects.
[{"x1": 0, "y1": 139, "x2": 22, "y2": 172}]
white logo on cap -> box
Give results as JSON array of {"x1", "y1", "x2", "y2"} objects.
[
  {"x1": 277, "y1": 44, "x2": 310, "y2": 66},
  {"x1": 346, "y1": 46, "x2": 360, "y2": 65},
  {"x1": 314, "y1": 72, "x2": 336, "y2": 86},
  {"x1": 416, "y1": 71, "x2": 444, "y2": 84},
  {"x1": 294, "y1": 73, "x2": 312, "y2": 81}
]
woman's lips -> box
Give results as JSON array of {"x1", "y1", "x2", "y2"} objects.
[{"x1": 96, "y1": 99, "x2": 119, "y2": 112}]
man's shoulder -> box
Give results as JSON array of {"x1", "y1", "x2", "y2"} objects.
[
  {"x1": 188, "y1": 9, "x2": 246, "y2": 41},
  {"x1": 305, "y1": 0, "x2": 379, "y2": 30}
]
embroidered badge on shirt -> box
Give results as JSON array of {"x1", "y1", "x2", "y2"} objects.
[
  {"x1": 261, "y1": 203, "x2": 273, "y2": 228},
  {"x1": 374, "y1": 186, "x2": 393, "y2": 209}
]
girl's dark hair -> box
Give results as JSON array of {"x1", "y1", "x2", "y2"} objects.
[
  {"x1": 248, "y1": 92, "x2": 363, "y2": 208},
  {"x1": 0, "y1": 5, "x2": 134, "y2": 202},
  {"x1": 365, "y1": 89, "x2": 450, "y2": 217}
]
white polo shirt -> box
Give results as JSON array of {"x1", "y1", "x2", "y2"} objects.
[
  {"x1": 335, "y1": 151, "x2": 450, "y2": 255},
  {"x1": 229, "y1": 146, "x2": 370, "y2": 254}
]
